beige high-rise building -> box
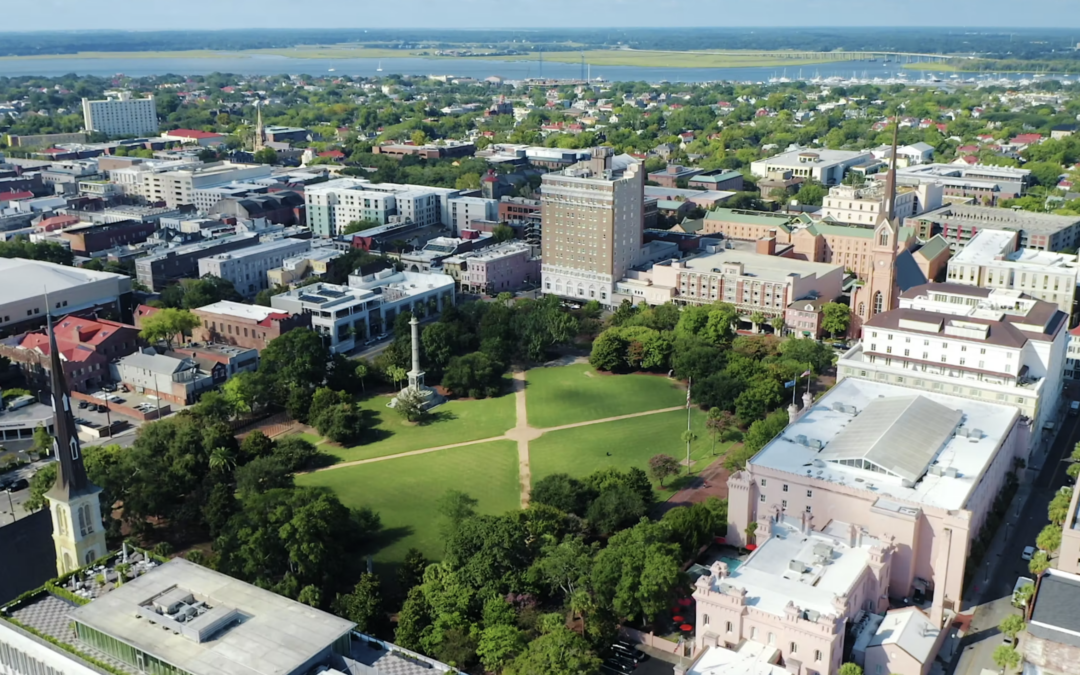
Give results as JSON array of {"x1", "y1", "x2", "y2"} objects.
[{"x1": 541, "y1": 147, "x2": 644, "y2": 304}]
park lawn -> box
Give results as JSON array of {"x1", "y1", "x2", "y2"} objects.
[
  {"x1": 297, "y1": 440, "x2": 520, "y2": 573},
  {"x1": 529, "y1": 408, "x2": 735, "y2": 500},
  {"x1": 315, "y1": 387, "x2": 516, "y2": 464},
  {"x1": 290, "y1": 432, "x2": 326, "y2": 447},
  {"x1": 525, "y1": 364, "x2": 686, "y2": 428}
]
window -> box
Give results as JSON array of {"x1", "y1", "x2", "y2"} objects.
[
  {"x1": 873, "y1": 291, "x2": 883, "y2": 315},
  {"x1": 782, "y1": 484, "x2": 789, "y2": 492},
  {"x1": 807, "y1": 489, "x2": 813, "y2": 498},
  {"x1": 805, "y1": 505, "x2": 812, "y2": 513},
  {"x1": 790, "y1": 642, "x2": 798, "y2": 654},
  {"x1": 760, "y1": 494, "x2": 766, "y2": 502},
  {"x1": 751, "y1": 627, "x2": 758, "y2": 640},
  {"x1": 727, "y1": 622, "x2": 733, "y2": 633},
  {"x1": 760, "y1": 479, "x2": 767, "y2": 487},
  {"x1": 782, "y1": 500, "x2": 788, "y2": 509},
  {"x1": 815, "y1": 650, "x2": 823, "y2": 662}
]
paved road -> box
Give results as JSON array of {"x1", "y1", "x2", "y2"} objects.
[{"x1": 949, "y1": 405, "x2": 1080, "y2": 675}]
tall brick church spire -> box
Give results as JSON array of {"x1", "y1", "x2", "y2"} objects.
[{"x1": 43, "y1": 307, "x2": 91, "y2": 502}]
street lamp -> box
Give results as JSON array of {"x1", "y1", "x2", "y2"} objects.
[{"x1": 3, "y1": 487, "x2": 14, "y2": 524}]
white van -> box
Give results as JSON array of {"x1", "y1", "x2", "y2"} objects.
[{"x1": 1070, "y1": 401, "x2": 1079, "y2": 417}]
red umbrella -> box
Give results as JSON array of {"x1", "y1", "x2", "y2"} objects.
[
  {"x1": 672, "y1": 616, "x2": 684, "y2": 623},
  {"x1": 680, "y1": 624, "x2": 693, "y2": 632},
  {"x1": 678, "y1": 598, "x2": 693, "y2": 607},
  {"x1": 671, "y1": 607, "x2": 681, "y2": 614},
  {"x1": 714, "y1": 536, "x2": 726, "y2": 544},
  {"x1": 746, "y1": 544, "x2": 758, "y2": 551}
]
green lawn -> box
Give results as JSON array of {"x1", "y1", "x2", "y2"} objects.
[
  {"x1": 525, "y1": 364, "x2": 686, "y2": 429},
  {"x1": 305, "y1": 386, "x2": 516, "y2": 464},
  {"x1": 529, "y1": 408, "x2": 734, "y2": 499},
  {"x1": 297, "y1": 440, "x2": 520, "y2": 575}
]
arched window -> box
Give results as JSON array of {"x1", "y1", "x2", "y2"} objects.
[
  {"x1": 878, "y1": 231, "x2": 889, "y2": 247},
  {"x1": 83, "y1": 504, "x2": 94, "y2": 534},
  {"x1": 84, "y1": 549, "x2": 95, "y2": 566},
  {"x1": 873, "y1": 292, "x2": 884, "y2": 315},
  {"x1": 58, "y1": 506, "x2": 68, "y2": 536},
  {"x1": 78, "y1": 506, "x2": 87, "y2": 537},
  {"x1": 857, "y1": 302, "x2": 866, "y2": 317},
  {"x1": 63, "y1": 552, "x2": 73, "y2": 573}
]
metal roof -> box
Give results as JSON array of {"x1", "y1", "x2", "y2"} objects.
[{"x1": 818, "y1": 395, "x2": 962, "y2": 483}]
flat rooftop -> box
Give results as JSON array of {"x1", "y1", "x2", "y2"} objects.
[
  {"x1": 70, "y1": 558, "x2": 354, "y2": 675},
  {"x1": 1029, "y1": 569, "x2": 1080, "y2": 649},
  {"x1": 918, "y1": 204, "x2": 1080, "y2": 236},
  {"x1": 951, "y1": 229, "x2": 1080, "y2": 274},
  {"x1": 644, "y1": 186, "x2": 736, "y2": 202},
  {"x1": 708, "y1": 518, "x2": 877, "y2": 617},
  {"x1": 687, "y1": 641, "x2": 788, "y2": 675},
  {"x1": 755, "y1": 148, "x2": 871, "y2": 167},
  {"x1": 674, "y1": 247, "x2": 841, "y2": 283},
  {"x1": 201, "y1": 237, "x2": 308, "y2": 261},
  {"x1": 751, "y1": 378, "x2": 1018, "y2": 511},
  {"x1": 0, "y1": 258, "x2": 129, "y2": 304}
]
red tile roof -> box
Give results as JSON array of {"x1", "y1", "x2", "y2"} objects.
[
  {"x1": 317, "y1": 150, "x2": 346, "y2": 159},
  {"x1": 0, "y1": 190, "x2": 33, "y2": 202},
  {"x1": 37, "y1": 215, "x2": 81, "y2": 231},
  {"x1": 1011, "y1": 133, "x2": 1043, "y2": 145},
  {"x1": 165, "y1": 129, "x2": 223, "y2": 140}
]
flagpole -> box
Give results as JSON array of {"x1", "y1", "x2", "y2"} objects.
[
  {"x1": 806, "y1": 362, "x2": 812, "y2": 396},
  {"x1": 686, "y1": 376, "x2": 692, "y2": 475}
]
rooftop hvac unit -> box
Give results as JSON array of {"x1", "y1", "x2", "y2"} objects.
[
  {"x1": 788, "y1": 560, "x2": 805, "y2": 573},
  {"x1": 956, "y1": 427, "x2": 969, "y2": 438},
  {"x1": 795, "y1": 434, "x2": 808, "y2": 445},
  {"x1": 944, "y1": 467, "x2": 959, "y2": 478},
  {"x1": 808, "y1": 439, "x2": 824, "y2": 450},
  {"x1": 833, "y1": 402, "x2": 846, "y2": 412},
  {"x1": 929, "y1": 465, "x2": 944, "y2": 476},
  {"x1": 971, "y1": 429, "x2": 983, "y2": 439},
  {"x1": 812, "y1": 459, "x2": 825, "y2": 468}
]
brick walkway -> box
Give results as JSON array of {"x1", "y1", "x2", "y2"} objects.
[{"x1": 653, "y1": 451, "x2": 736, "y2": 517}]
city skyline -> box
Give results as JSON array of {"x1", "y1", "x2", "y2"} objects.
[{"x1": 2, "y1": 0, "x2": 1079, "y2": 31}]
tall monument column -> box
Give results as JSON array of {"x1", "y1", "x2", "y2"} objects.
[{"x1": 408, "y1": 316, "x2": 424, "y2": 390}]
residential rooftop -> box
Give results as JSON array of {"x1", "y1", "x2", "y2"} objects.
[{"x1": 750, "y1": 378, "x2": 1018, "y2": 511}]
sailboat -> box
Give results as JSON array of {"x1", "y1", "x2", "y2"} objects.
[{"x1": 377, "y1": 60, "x2": 383, "y2": 72}]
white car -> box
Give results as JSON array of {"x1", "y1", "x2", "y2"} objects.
[{"x1": 1022, "y1": 546, "x2": 1036, "y2": 561}]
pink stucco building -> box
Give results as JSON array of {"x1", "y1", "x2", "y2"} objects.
[
  {"x1": 709, "y1": 377, "x2": 1028, "y2": 675},
  {"x1": 451, "y1": 241, "x2": 540, "y2": 295}
]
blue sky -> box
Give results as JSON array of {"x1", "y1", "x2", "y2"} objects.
[{"x1": 3, "y1": 0, "x2": 1079, "y2": 30}]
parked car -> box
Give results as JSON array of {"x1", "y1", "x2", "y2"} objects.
[
  {"x1": 1022, "y1": 546, "x2": 1036, "y2": 561},
  {"x1": 1070, "y1": 400, "x2": 1079, "y2": 417},
  {"x1": 3, "y1": 478, "x2": 29, "y2": 492}
]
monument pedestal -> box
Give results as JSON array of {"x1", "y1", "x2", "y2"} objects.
[{"x1": 388, "y1": 316, "x2": 445, "y2": 411}]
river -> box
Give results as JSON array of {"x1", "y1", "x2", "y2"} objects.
[{"x1": 0, "y1": 54, "x2": 1039, "y2": 83}]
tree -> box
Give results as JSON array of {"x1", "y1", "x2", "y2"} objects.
[
  {"x1": 648, "y1": 454, "x2": 680, "y2": 487},
  {"x1": 260, "y1": 328, "x2": 330, "y2": 397},
  {"x1": 343, "y1": 219, "x2": 382, "y2": 235},
  {"x1": 1049, "y1": 488, "x2": 1073, "y2": 525},
  {"x1": 31, "y1": 425, "x2": 52, "y2": 456},
  {"x1": 492, "y1": 224, "x2": 516, "y2": 242},
  {"x1": 477, "y1": 624, "x2": 527, "y2": 673},
  {"x1": 332, "y1": 573, "x2": 386, "y2": 635},
  {"x1": 586, "y1": 485, "x2": 646, "y2": 536},
  {"x1": 706, "y1": 408, "x2": 736, "y2": 454},
  {"x1": 770, "y1": 315, "x2": 786, "y2": 335},
  {"x1": 437, "y1": 489, "x2": 478, "y2": 538},
  {"x1": 821, "y1": 302, "x2": 851, "y2": 338},
  {"x1": 837, "y1": 665, "x2": 863, "y2": 675},
  {"x1": 235, "y1": 455, "x2": 294, "y2": 495},
  {"x1": 749, "y1": 311, "x2": 766, "y2": 332},
  {"x1": 999, "y1": 614, "x2": 1026, "y2": 641},
  {"x1": 1037, "y1": 523, "x2": 1063, "y2": 553},
  {"x1": 1029, "y1": 550, "x2": 1051, "y2": 575},
  {"x1": 253, "y1": 147, "x2": 277, "y2": 164},
  {"x1": 208, "y1": 446, "x2": 236, "y2": 474},
  {"x1": 397, "y1": 548, "x2": 430, "y2": 592},
  {"x1": 992, "y1": 645, "x2": 1021, "y2": 672},
  {"x1": 394, "y1": 388, "x2": 428, "y2": 423},
  {"x1": 530, "y1": 473, "x2": 590, "y2": 516},
  {"x1": 504, "y1": 626, "x2": 601, "y2": 675},
  {"x1": 385, "y1": 364, "x2": 407, "y2": 389},
  {"x1": 1069, "y1": 463, "x2": 1080, "y2": 480},
  {"x1": 794, "y1": 181, "x2": 827, "y2": 206},
  {"x1": 589, "y1": 330, "x2": 629, "y2": 372},
  {"x1": 139, "y1": 308, "x2": 200, "y2": 350},
  {"x1": 442, "y1": 352, "x2": 504, "y2": 399}
]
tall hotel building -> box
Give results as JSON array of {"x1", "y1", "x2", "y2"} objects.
[
  {"x1": 541, "y1": 147, "x2": 644, "y2": 304},
  {"x1": 81, "y1": 92, "x2": 159, "y2": 137}
]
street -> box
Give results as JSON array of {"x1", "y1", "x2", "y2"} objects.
[{"x1": 948, "y1": 406, "x2": 1080, "y2": 675}]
